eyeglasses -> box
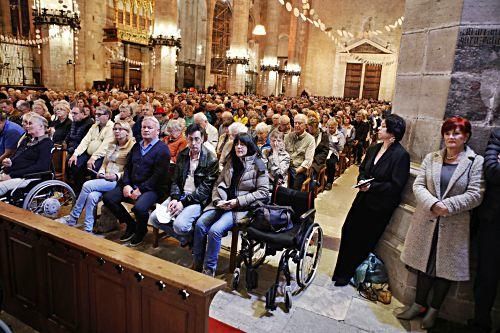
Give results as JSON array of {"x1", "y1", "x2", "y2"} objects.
[
  {"x1": 113, "y1": 127, "x2": 127, "y2": 132},
  {"x1": 96, "y1": 112, "x2": 107, "y2": 117}
]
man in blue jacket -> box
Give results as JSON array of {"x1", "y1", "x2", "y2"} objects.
[
  {"x1": 103, "y1": 116, "x2": 170, "y2": 247},
  {"x1": 0, "y1": 111, "x2": 24, "y2": 164}
]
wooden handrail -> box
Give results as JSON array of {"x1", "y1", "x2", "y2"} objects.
[{"x1": 0, "y1": 202, "x2": 225, "y2": 297}]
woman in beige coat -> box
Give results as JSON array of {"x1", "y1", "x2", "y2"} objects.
[{"x1": 398, "y1": 117, "x2": 484, "y2": 329}]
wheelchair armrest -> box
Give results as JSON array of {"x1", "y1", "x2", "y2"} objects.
[
  {"x1": 23, "y1": 171, "x2": 54, "y2": 179},
  {"x1": 299, "y1": 208, "x2": 316, "y2": 223}
]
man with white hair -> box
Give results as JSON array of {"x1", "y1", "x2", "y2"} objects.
[
  {"x1": 284, "y1": 114, "x2": 315, "y2": 190},
  {"x1": 218, "y1": 122, "x2": 247, "y2": 170},
  {"x1": 194, "y1": 112, "x2": 218, "y2": 149},
  {"x1": 103, "y1": 116, "x2": 171, "y2": 247}
]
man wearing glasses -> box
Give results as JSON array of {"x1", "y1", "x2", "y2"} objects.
[
  {"x1": 68, "y1": 105, "x2": 114, "y2": 192},
  {"x1": 148, "y1": 123, "x2": 219, "y2": 247}
]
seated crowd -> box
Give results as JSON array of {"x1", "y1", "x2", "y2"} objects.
[
  {"x1": 0, "y1": 87, "x2": 391, "y2": 276},
  {"x1": 1, "y1": 86, "x2": 498, "y2": 332}
]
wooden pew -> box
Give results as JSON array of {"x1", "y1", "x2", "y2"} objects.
[{"x1": 0, "y1": 202, "x2": 225, "y2": 333}]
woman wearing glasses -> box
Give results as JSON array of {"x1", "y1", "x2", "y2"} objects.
[{"x1": 57, "y1": 120, "x2": 135, "y2": 233}]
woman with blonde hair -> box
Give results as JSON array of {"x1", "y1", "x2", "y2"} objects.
[
  {"x1": 32, "y1": 99, "x2": 52, "y2": 122},
  {"x1": 162, "y1": 119, "x2": 187, "y2": 163},
  {"x1": 49, "y1": 100, "x2": 72, "y2": 144},
  {"x1": 57, "y1": 120, "x2": 135, "y2": 232}
]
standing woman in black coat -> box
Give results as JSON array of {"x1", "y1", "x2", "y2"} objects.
[
  {"x1": 332, "y1": 114, "x2": 410, "y2": 286},
  {"x1": 472, "y1": 128, "x2": 500, "y2": 333}
]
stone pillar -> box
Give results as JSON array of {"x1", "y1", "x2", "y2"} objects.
[
  {"x1": 0, "y1": 1, "x2": 12, "y2": 35},
  {"x1": 377, "y1": 0, "x2": 500, "y2": 324},
  {"x1": 41, "y1": 25, "x2": 75, "y2": 90},
  {"x1": 260, "y1": 0, "x2": 280, "y2": 96},
  {"x1": 284, "y1": 1, "x2": 305, "y2": 97},
  {"x1": 152, "y1": 0, "x2": 178, "y2": 93},
  {"x1": 227, "y1": 0, "x2": 250, "y2": 94},
  {"x1": 140, "y1": 46, "x2": 151, "y2": 90},
  {"x1": 124, "y1": 44, "x2": 130, "y2": 89},
  {"x1": 204, "y1": 0, "x2": 216, "y2": 88}
]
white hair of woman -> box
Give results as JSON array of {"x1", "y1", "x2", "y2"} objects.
[
  {"x1": 255, "y1": 122, "x2": 269, "y2": 134},
  {"x1": 166, "y1": 119, "x2": 183, "y2": 134},
  {"x1": 228, "y1": 122, "x2": 248, "y2": 136}
]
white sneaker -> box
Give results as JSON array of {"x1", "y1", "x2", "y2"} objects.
[{"x1": 56, "y1": 215, "x2": 77, "y2": 226}]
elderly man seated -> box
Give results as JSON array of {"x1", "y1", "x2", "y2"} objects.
[
  {"x1": 0, "y1": 110, "x2": 24, "y2": 164},
  {"x1": 193, "y1": 112, "x2": 218, "y2": 151},
  {"x1": 148, "y1": 124, "x2": 219, "y2": 246},
  {"x1": 103, "y1": 116, "x2": 171, "y2": 247},
  {"x1": 0, "y1": 113, "x2": 53, "y2": 196},
  {"x1": 284, "y1": 114, "x2": 315, "y2": 190}
]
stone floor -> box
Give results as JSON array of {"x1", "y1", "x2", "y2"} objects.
[{"x1": 1, "y1": 165, "x2": 475, "y2": 332}]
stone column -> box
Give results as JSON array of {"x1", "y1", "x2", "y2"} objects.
[
  {"x1": 227, "y1": 0, "x2": 250, "y2": 94},
  {"x1": 41, "y1": 26, "x2": 75, "y2": 90},
  {"x1": 204, "y1": 0, "x2": 216, "y2": 88},
  {"x1": 377, "y1": 0, "x2": 500, "y2": 323},
  {"x1": 284, "y1": 1, "x2": 305, "y2": 97},
  {"x1": 140, "y1": 46, "x2": 151, "y2": 90},
  {"x1": 259, "y1": 0, "x2": 280, "y2": 96},
  {"x1": 152, "y1": 0, "x2": 179, "y2": 93},
  {"x1": 0, "y1": 1, "x2": 12, "y2": 35},
  {"x1": 124, "y1": 44, "x2": 130, "y2": 89}
]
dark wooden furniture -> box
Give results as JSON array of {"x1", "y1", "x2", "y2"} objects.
[{"x1": 0, "y1": 202, "x2": 225, "y2": 333}]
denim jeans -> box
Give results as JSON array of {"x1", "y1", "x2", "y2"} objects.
[
  {"x1": 192, "y1": 209, "x2": 234, "y2": 271},
  {"x1": 70, "y1": 178, "x2": 117, "y2": 232},
  {"x1": 149, "y1": 197, "x2": 202, "y2": 240}
]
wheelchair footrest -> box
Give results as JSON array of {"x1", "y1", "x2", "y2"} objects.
[{"x1": 265, "y1": 286, "x2": 277, "y2": 311}]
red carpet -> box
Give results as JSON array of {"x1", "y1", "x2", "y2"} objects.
[{"x1": 209, "y1": 317, "x2": 244, "y2": 332}]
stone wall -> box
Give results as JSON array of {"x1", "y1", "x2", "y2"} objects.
[
  {"x1": 301, "y1": 0, "x2": 405, "y2": 97},
  {"x1": 379, "y1": 0, "x2": 500, "y2": 325}
]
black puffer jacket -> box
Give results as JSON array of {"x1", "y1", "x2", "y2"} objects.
[
  {"x1": 478, "y1": 128, "x2": 500, "y2": 222},
  {"x1": 170, "y1": 145, "x2": 219, "y2": 207},
  {"x1": 65, "y1": 117, "x2": 93, "y2": 154}
]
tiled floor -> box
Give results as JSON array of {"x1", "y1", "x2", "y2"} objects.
[{"x1": 1, "y1": 165, "x2": 469, "y2": 332}]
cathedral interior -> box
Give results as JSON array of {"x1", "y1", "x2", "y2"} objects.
[{"x1": 0, "y1": 0, "x2": 499, "y2": 332}]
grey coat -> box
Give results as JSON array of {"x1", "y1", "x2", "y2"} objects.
[
  {"x1": 204, "y1": 154, "x2": 269, "y2": 222},
  {"x1": 401, "y1": 146, "x2": 485, "y2": 281}
]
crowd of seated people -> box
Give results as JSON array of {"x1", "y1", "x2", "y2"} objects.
[
  {"x1": 0, "y1": 86, "x2": 392, "y2": 270},
  {"x1": 2, "y1": 87, "x2": 498, "y2": 331}
]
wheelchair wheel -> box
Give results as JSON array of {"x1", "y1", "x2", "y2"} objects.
[
  {"x1": 231, "y1": 268, "x2": 240, "y2": 290},
  {"x1": 296, "y1": 223, "x2": 323, "y2": 288},
  {"x1": 23, "y1": 180, "x2": 76, "y2": 219}
]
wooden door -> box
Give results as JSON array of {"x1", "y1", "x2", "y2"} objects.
[
  {"x1": 111, "y1": 62, "x2": 125, "y2": 88},
  {"x1": 343, "y1": 63, "x2": 362, "y2": 98},
  {"x1": 128, "y1": 45, "x2": 142, "y2": 89},
  {"x1": 362, "y1": 64, "x2": 382, "y2": 99}
]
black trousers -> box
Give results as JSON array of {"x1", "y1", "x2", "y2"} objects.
[
  {"x1": 326, "y1": 155, "x2": 339, "y2": 184},
  {"x1": 333, "y1": 202, "x2": 393, "y2": 280},
  {"x1": 474, "y1": 219, "x2": 500, "y2": 329},
  {"x1": 354, "y1": 140, "x2": 366, "y2": 164},
  {"x1": 102, "y1": 186, "x2": 159, "y2": 236},
  {"x1": 67, "y1": 153, "x2": 103, "y2": 193}
]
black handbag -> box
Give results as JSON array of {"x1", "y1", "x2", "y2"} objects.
[{"x1": 252, "y1": 201, "x2": 294, "y2": 233}]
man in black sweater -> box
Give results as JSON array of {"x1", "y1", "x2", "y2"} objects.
[{"x1": 103, "y1": 116, "x2": 170, "y2": 247}]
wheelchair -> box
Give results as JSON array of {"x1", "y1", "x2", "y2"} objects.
[
  {"x1": 231, "y1": 185, "x2": 323, "y2": 312},
  {"x1": 0, "y1": 170, "x2": 76, "y2": 220}
]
